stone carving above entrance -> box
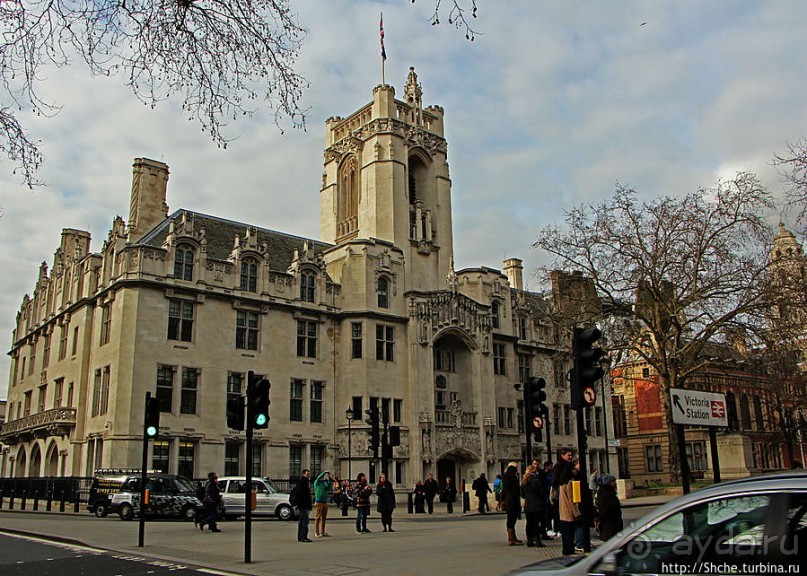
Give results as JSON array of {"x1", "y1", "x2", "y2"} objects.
[{"x1": 409, "y1": 291, "x2": 492, "y2": 348}]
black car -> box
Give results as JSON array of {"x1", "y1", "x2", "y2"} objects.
[
  {"x1": 87, "y1": 470, "x2": 132, "y2": 518},
  {"x1": 110, "y1": 473, "x2": 202, "y2": 521}
]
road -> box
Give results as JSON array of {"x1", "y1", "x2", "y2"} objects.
[{"x1": 0, "y1": 503, "x2": 664, "y2": 576}]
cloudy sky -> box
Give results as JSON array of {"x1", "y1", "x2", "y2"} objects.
[{"x1": 1, "y1": 0, "x2": 805, "y2": 398}]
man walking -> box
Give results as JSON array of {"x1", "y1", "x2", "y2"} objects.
[
  {"x1": 423, "y1": 473, "x2": 438, "y2": 514},
  {"x1": 313, "y1": 469, "x2": 332, "y2": 537},
  {"x1": 296, "y1": 469, "x2": 313, "y2": 543},
  {"x1": 472, "y1": 472, "x2": 492, "y2": 513},
  {"x1": 197, "y1": 472, "x2": 222, "y2": 532}
]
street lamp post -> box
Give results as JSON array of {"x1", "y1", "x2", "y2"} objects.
[{"x1": 346, "y1": 407, "x2": 354, "y2": 481}]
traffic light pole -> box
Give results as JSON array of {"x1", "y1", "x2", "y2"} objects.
[
  {"x1": 138, "y1": 392, "x2": 150, "y2": 548},
  {"x1": 245, "y1": 371, "x2": 255, "y2": 564},
  {"x1": 382, "y1": 417, "x2": 389, "y2": 476},
  {"x1": 522, "y1": 385, "x2": 532, "y2": 470}
]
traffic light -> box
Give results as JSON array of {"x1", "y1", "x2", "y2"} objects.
[
  {"x1": 247, "y1": 371, "x2": 271, "y2": 429},
  {"x1": 366, "y1": 408, "x2": 380, "y2": 456},
  {"x1": 227, "y1": 395, "x2": 245, "y2": 431},
  {"x1": 572, "y1": 327, "x2": 605, "y2": 409},
  {"x1": 526, "y1": 377, "x2": 548, "y2": 442},
  {"x1": 145, "y1": 395, "x2": 160, "y2": 438},
  {"x1": 389, "y1": 425, "x2": 401, "y2": 447}
]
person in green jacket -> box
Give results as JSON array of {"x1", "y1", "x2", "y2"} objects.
[{"x1": 314, "y1": 470, "x2": 332, "y2": 537}]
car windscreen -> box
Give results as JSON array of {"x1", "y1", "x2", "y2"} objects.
[
  {"x1": 262, "y1": 479, "x2": 279, "y2": 494},
  {"x1": 175, "y1": 476, "x2": 196, "y2": 493}
]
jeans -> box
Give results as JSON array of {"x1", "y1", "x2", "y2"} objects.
[
  {"x1": 558, "y1": 520, "x2": 577, "y2": 555},
  {"x1": 575, "y1": 524, "x2": 583, "y2": 548},
  {"x1": 199, "y1": 502, "x2": 218, "y2": 529},
  {"x1": 297, "y1": 508, "x2": 310, "y2": 541},
  {"x1": 356, "y1": 506, "x2": 369, "y2": 532}
]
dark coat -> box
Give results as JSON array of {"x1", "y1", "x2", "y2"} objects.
[
  {"x1": 500, "y1": 469, "x2": 521, "y2": 513},
  {"x1": 521, "y1": 471, "x2": 546, "y2": 513},
  {"x1": 472, "y1": 475, "x2": 492, "y2": 498},
  {"x1": 442, "y1": 482, "x2": 458, "y2": 503},
  {"x1": 376, "y1": 481, "x2": 396, "y2": 513},
  {"x1": 596, "y1": 483, "x2": 623, "y2": 541},
  {"x1": 353, "y1": 480, "x2": 373, "y2": 509},
  {"x1": 423, "y1": 478, "x2": 438, "y2": 499},
  {"x1": 412, "y1": 483, "x2": 426, "y2": 501},
  {"x1": 296, "y1": 475, "x2": 312, "y2": 511}
]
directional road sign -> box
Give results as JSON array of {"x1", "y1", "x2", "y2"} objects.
[{"x1": 670, "y1": 388, "x2": 728, "y2": 427}]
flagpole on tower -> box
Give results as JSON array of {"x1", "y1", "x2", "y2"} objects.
[{"x1": 380, "y1": 13, "x2": 386, "y2": 85}]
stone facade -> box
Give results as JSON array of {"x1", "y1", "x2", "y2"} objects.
[{"x1": 2, "y1": 70, "x2": 613, "y2": 486}]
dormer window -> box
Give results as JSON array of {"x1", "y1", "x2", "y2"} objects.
[
  {"x1": 377, "y1": 277, "x2": 390, "y2": 309},
  {"x1": 174, "y1": 245, "x2": 195, "y2": 281},
  {"x1": 300, "y1": 271, "x2": 316, "y2": 303},
  {"x1": 240, "y1": 258, "x2": 258, "y2": 292}
]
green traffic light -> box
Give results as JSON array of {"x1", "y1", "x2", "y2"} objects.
[
  {"x1": 146, "y1": 425, "x2": 158, "y2": 437},
  {"x1": 255, "y1": 414, "x2": 268, "y2": 427}
]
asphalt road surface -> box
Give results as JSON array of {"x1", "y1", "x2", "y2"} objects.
[{"x1": 0, "y1": 533, "x2": 226, "y2": 576}]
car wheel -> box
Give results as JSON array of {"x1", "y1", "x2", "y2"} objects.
[
  {"x1": 119, "y1": 503, "x2": 134, "y2": 521},
  {"x1": 181, "y1": 505, "x2": 196, "y2": 522},
  {"x1": 277, "y1": 504, "x2": 294, "y2": 521},
  {"x1": 94, "y1": 504, "x2": 108, "y2": 518}
]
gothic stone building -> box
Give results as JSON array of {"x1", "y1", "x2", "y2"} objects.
[{"x1": 2, "y1": 69, "x2": 612, "y2": 486}]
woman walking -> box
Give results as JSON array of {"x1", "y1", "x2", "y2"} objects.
[
  {"x1": 521, "y1": 462, "x2": 546, "y2": 547},
  {"x1": 376, "y1": 473, "x2": 396, "y2": 532},
  {"x1": 500, "y1": 462, "x2": 523, "y2": 545}
]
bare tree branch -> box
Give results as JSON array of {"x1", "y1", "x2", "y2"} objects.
[
  {"x1": 774, "y1": 137, "x2": 807, "y2": 233},
  {"x1": 0, "y1": 0, "x2": 308, "y2": 187},
  {"x1": 414, "y1": 0, "x2": 481, "y2": 41}
]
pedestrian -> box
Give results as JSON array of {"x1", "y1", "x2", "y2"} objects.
[
  {"x1": 332, "y1": 476, "x2": 343, "y2": 508},
  {"x1": 353, "y1": 472, "x2": 373, "y2": 533},
  {"x1": 521, "y1": 461, "x2": 546, "y2": 547},
  {"x1": 313, "y1": 469, "x2": 332, "y2": 537},
  {"x1": 376, "y1": 473, "x2": 396, "y2": 532},
  {"x1": 500, "y1": 462, "x2": 523, "y2": 545},
  {"x1": 296, "y1": 469, "x2": 313, "y2": 543},
  {"x1": 423, "y1": 473, "x2": 438, "y2": 514},
  {"x1": 493, "y1": 474, "x2": 503, "y2": 511},
  {"x1": 442, "y1": 476, "x2": 458, "y2": 514},
  {"x1": 341, "y1": 478, "x2": 353, "y2": 508},
  {"x1": 197, "y1": 472, "x2": 222, "y2": 533},
  {"x1": 413, "y1": 480, "x2": 426, "y2": 513},
  {"x1": 472, "y1": 472, "x2": 492, "y2": 513},
  {"x1": 596, "y1": 474, "x2": 623, "y2": 541},
  {"x1": 572, "y1": 458, "x2": 584, "y2": 553},
  {"x1": 556, "y1": 459, "x2": 580, "y2": 555},
  {"x1": 542, "y1": 461, "x2": 556, "y2": 538}
]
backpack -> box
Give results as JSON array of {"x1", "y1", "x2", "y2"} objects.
[{"x1": 289, "y1": 485, "x2": 299, "y2": 507}]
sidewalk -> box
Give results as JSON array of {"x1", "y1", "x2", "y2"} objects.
[{"x1": 0, "y1": 506, "x2": 568, "y2": 576}]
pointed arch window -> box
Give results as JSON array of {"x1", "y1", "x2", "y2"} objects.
[
  {"x1": 174, "y1": 245, "x2": 195, "y2": 281},
  {"x1": 240, "y1": 258, "x2": 258, "y2": 292},
  {"x1": 300, "y1": 271, "x2": 316, "y2": 303},
  {"x1": 337, "y1": 156, "x2": 359, "y2": 238},
  {"x1": 377, "y1": 277, "x2": 390, "y2": 309},
  {"x1": 491, "y1": 301, "x2": 500, "y2": 329}
]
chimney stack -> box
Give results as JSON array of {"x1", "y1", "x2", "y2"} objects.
[{"x1": 128, "y1": 158, "x2": 169, "y2": 243}]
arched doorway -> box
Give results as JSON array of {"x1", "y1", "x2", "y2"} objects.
[
  {"x1": 436, "y1": 447, "x2": 480, "y2": 497},
  {"x1": 29, "y1": 444, "x2": 42, "y2": 478},
  {"x1": 45, "y1": 442, "x2": 60, "y2": 477},
  {"x1": 15, "y1": 447, "x2": 27, "y2": 477}
]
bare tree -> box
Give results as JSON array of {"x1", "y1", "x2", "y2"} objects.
[
  {"x1": 1, "y1": 0, "x2": 308, "y2": 188},
  {"x1": 533, "y1": 173, "x2": 776, "y2": 480},
  {"x1": 416, "y1": 0, "x2": 480, "y2": 40},
  {"x1": 774, "y1": 137, "x2": 807, "y2": 233}
]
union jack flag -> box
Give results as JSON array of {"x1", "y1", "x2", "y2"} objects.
[{"x1": 380, "y1": 14, "x2": 386, "y2": 61}]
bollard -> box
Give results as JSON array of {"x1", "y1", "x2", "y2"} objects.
[
  {"x1": 33, "y1": 491, "x2": 39, "y2": 511},
  {"x1": 46, "y1": 491, "x2": 52, "y2": 512},
  {"x1": 341, "y1": 496, "x2": 349, "y2": 516},
  {"x1": 407, "y1": 492, "x2": 414, "y2": 514},
  {"x1": 9, "y1": 490, "x2": 14, "y2": 510},
  {"x1": 0, "y1": 492, "x2": 4, "y2": 508},
  {"x1": 463, "y1": 490, "x2": 470, "y2": 513},
  {"x1": 59, "y1": 491, "x2": 66, "y2": 512},
  {"x1": 21, "y1": 490, "x2": 27, "y2": 511},
  {"x1": 73, "y1": 497, "x2": 80, "y2": 513}
]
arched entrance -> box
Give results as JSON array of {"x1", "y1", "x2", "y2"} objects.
[
  {"x1": 15, "y1": 447, "x2": 27, "y2": 477},
  {"x1": 436, "y1": 447, "x2": 480, "y2": 497},
  {"x1": 29, "y1": 444, "x2": 42, "y2": 478},
  {"x1": 45, "y1": 442, "x2": 60, "y2": 477}
]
